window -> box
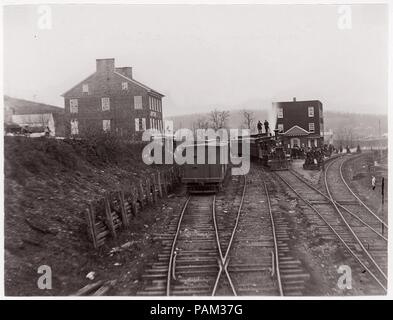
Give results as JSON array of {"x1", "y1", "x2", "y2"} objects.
[
  {"x1": 149, "y1": 118, "x2": 153, "y2": 129},
  {"x1": 101, "y1": 97, "x2": 110, "y2": 111},
  {"x1": 309, "y1": 122, "x2": 315, "y2": 132},
  {"x1": 158, "y1": 100, "x2": 162, "y2": 113},
  {"x1": 70, "y1": 119, "x2": 79, "y2": 135},
  {"x1": 308, "y1": 106, "x2": 314, "y2": 117},
  {"x1": 82, "y1": 84, "x2": 89, "y2": 93},
  {"x1": 122, "y1": 82, "x2": 128, "y2": 90},
  {"x1": 135, "y1": 118, "x2": 146, "y2": 131},
  {"x1": 277, "y1": 107, "x2": 283, "y2": 118},
  {"x1": 308, "y1": 139, "x2": 317, "y2": 148},
  {"x1": 149, "y1": 96, "x2": 157, "y2": 111},
  {"x1": 134, "y1": 96, "x2": 143, "y2": 109},
  {"x1": 103, "y1": 120, "x2": 111, "y2": 131},
  {"x1": 278, "y1": 124, "x2": 284, "y2": 132},
  {"x1": 70, "y1": 99, "x2": 78, "y2": 113}
]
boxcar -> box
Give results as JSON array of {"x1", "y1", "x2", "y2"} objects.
[{"x1": 181, "y1": 141, "x2": 229, "y2": 193}]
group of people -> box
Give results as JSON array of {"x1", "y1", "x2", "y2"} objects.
[
  {"x1": 257, "y1": 120, "x2": 270, "y2": 134},
  {"x1": 304, "y1": 147, "x2": 324, "y2": 166}
]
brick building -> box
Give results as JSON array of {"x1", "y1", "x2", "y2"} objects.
[
  {"x1": 62, "y1": 58, "x2": 164, "y2": 138},
  {"x1": 274, "y1": 98, "x2": 324, "y2": 149}
]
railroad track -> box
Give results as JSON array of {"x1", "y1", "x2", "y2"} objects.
[
  {"x1": 274, "y1": 161, "x2": 387, "y2": 294},
  {"x1": 137, "y1": 170, "x2": 303, "y2": 296},
  {"x1": 325, "y1": 156, "x2": 388, "y2": 281}
]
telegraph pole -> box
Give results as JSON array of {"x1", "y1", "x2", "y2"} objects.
[{"x1": 381, "y1": 177, "x2": 385, "y2": 235}]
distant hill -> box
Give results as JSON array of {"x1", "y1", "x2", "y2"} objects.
[
  {"x1": 4, "y1": 95, "x2": 64, "y2": 115},
  {"x1": 165, "y1": 109, "x2": 388, "y2": 139}
]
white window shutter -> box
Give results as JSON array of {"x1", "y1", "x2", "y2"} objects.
[
  {"x1": 142, "y1": 118, "x2": 146, "y2": 130},
  {"x1": 70, "y1": 99, "x2": 78, "y2": 113},
  {"x1": 135, "y1": 118, "x2": 139, "y2": 131},
  {"x1": 71, "y1": 119, "x2": 79, "y2": 135},
  {"x1": 134, "y1": 96, "x2": 142, "y2": 109}
]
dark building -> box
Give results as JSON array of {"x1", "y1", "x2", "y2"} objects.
[
  {"x1": 62, "y1": 58, "x2": 164, "y2": 138},
  {"x1": 274, "y1": 98, "x2": 324, "y2": 149}
]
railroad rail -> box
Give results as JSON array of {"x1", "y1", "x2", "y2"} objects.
[
  {"x1": 324, "y1": 156, "x2": 387, "y2": 284},
  {"x1": 274, "y1": 162, "x2": 387, "y2": 294},
  {"x1": 137, "y1": 169, "x2": 292, "y2": 296},
  {"x1": 339, "y1": 155, "x2": 388, "y2": 228}
]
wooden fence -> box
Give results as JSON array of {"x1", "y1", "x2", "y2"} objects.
[{"x1": 84, "y1": 166, "x2": 181, "y2": 249}]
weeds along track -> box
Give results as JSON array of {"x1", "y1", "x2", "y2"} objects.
[{"x1": 275, "y1": 165, "x2": 387, "y2": 294}]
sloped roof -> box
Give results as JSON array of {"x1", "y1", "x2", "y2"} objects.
[
  {"x1": 283, "y1": 125, "x2": 310, "y2": 137},
  {"x1": 61, "y1": 70, "x2": 164, "y2": 97},
  {"x1": 4, "y1": 95, "x2": 64, "y2": 115},
  {"x1": 114, "y1": 72, "x2": 164, "y2": 97}
]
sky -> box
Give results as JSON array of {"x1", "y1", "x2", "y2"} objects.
[{"x1": 3, "y1": 4, "x2": 389, "y2": 116}]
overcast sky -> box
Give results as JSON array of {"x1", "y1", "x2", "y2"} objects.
[{"x1": 3, "y1": 4, "x2": 388, "y2": 116}]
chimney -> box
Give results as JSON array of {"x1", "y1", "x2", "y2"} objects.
[
  {"x1": 96, "y1": 58, "x2": 115, "y2": 74},
  {"x1": 293, "y1": 97, "x2": 296, "y2": 102},
  {"x1": 115, "y1": 67, "x2": 133, "y2": 79}
]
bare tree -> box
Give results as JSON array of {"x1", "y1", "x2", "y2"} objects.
[
  {"x1": 242, "y1": 109, "x2": 255, "y2": 131},
  {"x1": 209, "y1": 109, "x2": 230, "y2": 130},
  {"x1": 192, "y1": 116, "x2": 210, "y2": 131}
]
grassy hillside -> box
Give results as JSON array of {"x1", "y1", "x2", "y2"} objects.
[{"x1": 4, "y1": 136, "x2": 172, "y2": 295}]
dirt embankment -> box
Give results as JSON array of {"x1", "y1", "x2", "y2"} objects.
[{"x1": 4, "y1": 136, "x2": 177, "y2": 296}]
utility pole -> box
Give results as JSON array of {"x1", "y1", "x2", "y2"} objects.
[
  {"x1": 378, "y1": 119, "x2": 381, "y2": 137},
  {"x1": 381, "y1": 177, "x2": 385, "y2": 235}
]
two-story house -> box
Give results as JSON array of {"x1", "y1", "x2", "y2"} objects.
[
  {"x1": 62, "y1": 58, "x2": 164, "y2": 138},
  {"x1": 274, "y1": 98, "x2": 324, "y2": 149}
]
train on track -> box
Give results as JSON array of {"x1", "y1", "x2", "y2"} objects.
[
  {"x1": 180, "y1": 133, "x2": 290, "y2": 193},
  {"x1": 248, "y1": 133, "x2": 290, "y2": 170},
  {"x1": 181, "y1": 141, "x2": 230, "y2": 193}
]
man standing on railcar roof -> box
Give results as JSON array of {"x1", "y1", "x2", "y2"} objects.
[
  {"x1": 257, "y1": 121, "x2": 262, "y2": 134},
  {"x1": 264, "y1": 120, "x2": 269, "y2": 134}
]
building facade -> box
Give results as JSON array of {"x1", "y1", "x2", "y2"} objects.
[
  {"x1": 62, "y1": 58, "x2": 164, "y2": 138},
  {"x1": 274, "y1": 98, "x2": 324, "y2": 149}
]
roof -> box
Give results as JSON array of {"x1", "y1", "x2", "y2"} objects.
[
  {"x1": 114, "y1": 72, "x2": 164, "y2": 97},
  {"x1": 275, "y1": 99, "x2": 322, "y2": 104},
  {"x1": 61, "y1": 73, "x2": 95, "y2": 97},
  {"x1": 4, "y1": 95, "x2": 64, "y2": 115},
  {"x1": 282, "y1": 125, "x2": 310, "y2": 137},
  {"x1": 61, "y1": 69, "x2": 165, "y2": 97}
]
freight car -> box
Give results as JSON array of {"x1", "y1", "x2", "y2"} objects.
[{"x1": 181, "y1": 141, "x2": 229, "y2": 193}]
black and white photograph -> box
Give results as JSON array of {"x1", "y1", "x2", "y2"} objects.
[{"x1": 1, "y1": 1, "x2": 391, "y2": 300}]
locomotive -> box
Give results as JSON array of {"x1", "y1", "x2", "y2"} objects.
[{"x1": 249, "y1": 132, "x2": 290, "y2": 170}]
